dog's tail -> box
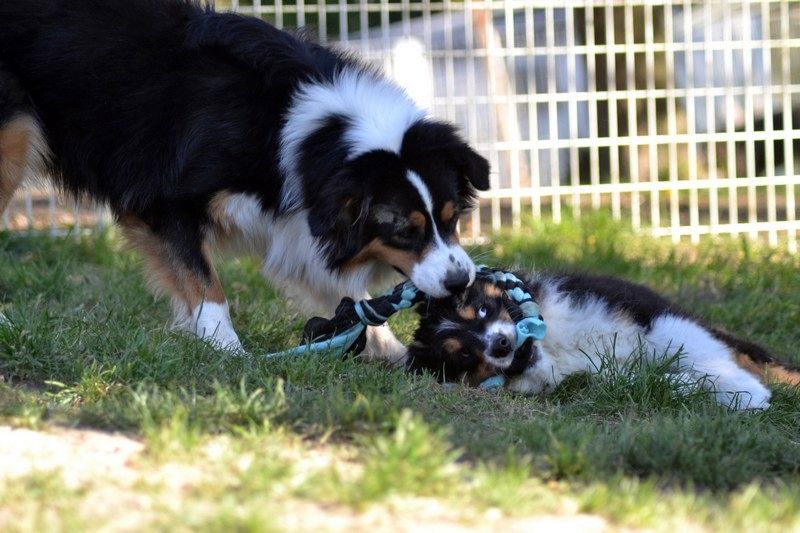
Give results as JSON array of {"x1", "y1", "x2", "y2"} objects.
[{"x1": 711, "y1": 327, "x2": 800, "y2": 386}]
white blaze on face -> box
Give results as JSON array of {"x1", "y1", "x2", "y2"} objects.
[
  {"x1": 482, "y1": 320, "x2": 517, "y2": 369},
  {"x1": 405, "y1": 171, "x2": 475, "y2": 297}
]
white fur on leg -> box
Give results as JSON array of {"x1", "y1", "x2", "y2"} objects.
[
  {"x1": 648, "y1": 315, "x2": 772, "y2": 410},
  {"x1": 364, "y1": 325, "x2": 407, "y2": 366},
  {"x1": 168, "y1": 295, "x2": 193, "y2": 333},
  {"x1": 188, "y1": 301, "x2": 243, "y2": 352},
  {"x1": 507, "y1": 346, "x2": 562, "y2": 395}
]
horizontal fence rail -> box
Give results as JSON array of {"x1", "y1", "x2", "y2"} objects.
[{"x1": 4, "y1": 0, "x2": 799, "y2": 252}]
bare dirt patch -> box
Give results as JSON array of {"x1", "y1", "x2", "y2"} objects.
[
  {"x1": 0, "y1": 426, "x2": 614, "y2": 532},
  {"x1": 0, "y1": 425, "x2": 144, "y2": 488},
  {"x1": 278, "y1": 498, "x2": 610, "y2": 532}
]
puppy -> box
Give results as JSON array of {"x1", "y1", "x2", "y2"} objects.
[
  {"x1": 0, "y1": 0, "x2": 489, "y2": 360},
  {"x1": 408, "y1": 272, "x2": 800, "y2": 410}
]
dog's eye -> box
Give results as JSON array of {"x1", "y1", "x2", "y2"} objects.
[
  {"x1": 478, "y1": 305, "x2": 488, "y2": 319},
  {"x1": 460, "y1": 351, "x2": 470, "y2": 358},
  {"x1": 444, "y1": 215, "x2": 459, "y2": 233},
  {"x1": 396, "y1": 226, "x2": 419, "y2": 242}
]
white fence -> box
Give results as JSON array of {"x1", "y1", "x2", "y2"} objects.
[{"x1": 4, "y1": 0, "x2": 800, "y2": 252}]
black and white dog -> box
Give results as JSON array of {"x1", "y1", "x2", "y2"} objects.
[
  {"x1": 0, "y1": 0, "x2": 489, "y2": 359},
  {"x1": 408, "y1": 271, "x2": 800, "y2": 410}
]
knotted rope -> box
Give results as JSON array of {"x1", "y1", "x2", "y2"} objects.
[
  {"x1": 262, "y1": 279, "x2": 426, "y2": 359},
  {"x1": 263, "y1": 267, "x2": 547, "y2": 392}
]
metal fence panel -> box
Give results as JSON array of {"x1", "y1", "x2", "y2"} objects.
[{"x1": 5, "y1": 0, "x2": 799, "y2": 251}]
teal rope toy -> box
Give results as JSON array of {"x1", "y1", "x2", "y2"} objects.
[
  {"x1": 263, "y1": 279, "x2": 427, "y2": 359},
  {"x1": 264, "y1": 267, "x2": 547, "y2": 391},
  {"x1": 476, "y1": 267, "x2": 546, "y2": 349},
  {"x1": 472, "y1": 267, "x2": 547, "y2": 391}
]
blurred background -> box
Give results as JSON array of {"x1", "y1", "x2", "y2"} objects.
[{"x1": 5, "y1": 0, "x2": 799, "y2": 251}]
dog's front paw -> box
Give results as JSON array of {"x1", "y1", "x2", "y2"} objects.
[
  {"x1": 200, "y1": 327, "x2": 245, "y2": 354},
  {"x1": 194, "y1": 320, "x2": 244, "y2": 353},
  {"x1": 364, "y1": 325, "x2": 407, "y2": 366},
  {"x1": 188, "y1": 301, "x2": 244, "y2": 354},
  {"x1": 506, "y1": 365, "x2": 559, "y2": 396}
]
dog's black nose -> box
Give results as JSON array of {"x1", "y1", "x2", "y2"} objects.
[
  {"x1": 490, "y1": 334, "x2": 513, "y2": 358},
  {"x1": 443, "y1": 270, "x2": 470, "y2": 293}
]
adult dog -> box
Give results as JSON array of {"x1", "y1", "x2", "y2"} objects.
[{"x1": 0, "y1": 0, "x2": 489, "y2": 359}]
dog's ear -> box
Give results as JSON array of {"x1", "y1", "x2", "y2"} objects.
[
  {"x1": 405, "y1": 340, "x2": 445, "y2": 380},
  {"x1": 401, "y1": 120, "x2": 490, "y2": 208},
  {"x1": 307, "y1": 168, "x2": 363, "y2": 236},
  {"x1": 307, "y1": 167, "x2": 372, "y2": 266},
  {"x1": 452, "y1": 143, "x2": 490, "y2": 192}
]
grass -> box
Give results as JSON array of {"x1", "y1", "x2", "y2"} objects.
[{"x1": 0, "y1": 214, "x2": 799, "y2": 531}]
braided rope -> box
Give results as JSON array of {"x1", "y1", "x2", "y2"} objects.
[
  {"x1": 262, "y1": 280, "x2": 425, "y2": 359},
  {"x1": 475, "y1": 266, "x2": 547, "y2": 348},
  {"x1": 262, "y1": 269, "x2": 546, "y2": 385}
]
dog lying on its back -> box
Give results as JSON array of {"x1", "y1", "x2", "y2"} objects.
[{"x1": 407, "y1": 270, "x2": 800, "y2": 410}]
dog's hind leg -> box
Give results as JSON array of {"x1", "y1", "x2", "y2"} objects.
[
  {"x1": 120, "y1": 213, "x2": 243, "y2": 352},
  {"x1": 648, "y1": 315, "x2": 771, "y2": 410},
  {"x1": 0, "y1": 113, "x2": 48, "y2": 328},
  {"x1": 0, "y1": 114, "x2": 47, "y2": 217},
  {"x1": 1, "y1": 65, "x2": 47, "y2": 217}
]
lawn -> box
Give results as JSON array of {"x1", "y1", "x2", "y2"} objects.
[{"x1": 1, "y1": 214, "x2": 799, "y2": 532}]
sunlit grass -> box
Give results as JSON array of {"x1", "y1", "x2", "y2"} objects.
[{"x1": 1, "y1": 215, "x2": 799, "y2": 531}]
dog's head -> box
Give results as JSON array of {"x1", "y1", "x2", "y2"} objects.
[
  {"x1": 295, "y1": 116, "x2": 490, "y2": 297},
  {"x1": 407, "y1": 279, "x2": 534, "y2": 385}
]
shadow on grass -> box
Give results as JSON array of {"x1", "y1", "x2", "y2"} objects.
[{"x1": 1, "y1": 216, "x2": 799, "y2": 494}]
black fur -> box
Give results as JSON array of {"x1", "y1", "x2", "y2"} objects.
[
  {"x1": 1, "y1": 0, "x2": 289, "y2": 213},
  {"x1": 546, "y1": 272, "x2": 682, "y2": 330},
  {"x1": 0, "y1": 62, "x2": 28, "y2": 123},
  {"x1": 0, "y1": 0, "x2": 489, "y2": 286},
  {"x1": 407, "y1": 270, "x2": 792, "y2": 386},
  {"x1": 400, "y1": 120, "x2": 490, "y2": 209},
  {"x1": 709, "y1": 326, "x2": 800, "y2": 371},
  {"x1": 408, "y1": 281, "x2": 512, "y2": 381}
]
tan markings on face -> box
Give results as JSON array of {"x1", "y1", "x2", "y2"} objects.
[
  {"x1": 458, "y1": 306, "x2": 476, "y2": 321},
  {"x1": 442, "y1": 338, "x2": 463, "y2": 354},
  {"x1": 409, "y1": 210, "x2": 426, "y2": 230},
  {"x1": 440, "y1": 201, "x2": 455, "y2": 224},
  {"x1": 466, "y1": 362, "x2": 497, "y2": 387},
  {"x1": 344, "y1": 238, "x2": 424, "y2": 273},
  {"x1": 481, "y1": 284, "x2": 503, "y2": 298},
  {"x1": 498, "y1": 307, "x2": 512, "y2": 322}
]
